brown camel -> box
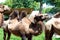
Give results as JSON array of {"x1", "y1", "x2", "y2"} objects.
[
  {"x1": 2, "y1": 10, "x2": 27, "y2": 40},
  {"x1": 7, "y1": 13, "x2": 49, "y2": 40},
  {"x1": 0, "y1": 4, "x2": 13, "y2": 40},
  {"x1": 45, "y1": 12, "x2": 60, "y2": 40},
  {"x1": 0, "y1": 4, "x2": 10, "y2": 13}
]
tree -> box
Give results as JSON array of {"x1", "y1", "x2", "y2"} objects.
[
  {"x1": 34, "y1": 0, "x2": 43, "y2": 13},
  {"x1": 4, "y1": 0, "x2": 40, "y2": 10},
  {"x1": 46, "y1": 0, "x2": 60, "y2": 14},
  {"x1": 4, "y1": 0, "x2": 13, "y2": 8}
]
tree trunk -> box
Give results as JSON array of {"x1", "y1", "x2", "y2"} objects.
[{"x1": 39, "y1": 1, "x2": 43, "y2": 14}]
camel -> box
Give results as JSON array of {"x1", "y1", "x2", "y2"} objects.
[
  {"x1": 45, "y1": 12, "x2": 60, "y2": 40},
  {"x1": 0, "y1": 4, "x2": 10, "y2": 40},
  {"x1": 7, "y1": 13, "x2": 49, "y2": 40},
  {"x1": 0, "y1": 4, "x2": 10, "y2": 13},
  {"x1": 2, "y1": 10, "x2": 27, "y2": 40}
]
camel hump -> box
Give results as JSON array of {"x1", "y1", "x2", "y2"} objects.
[
  {"x1": 21, "y1": 17, "x2": 31, "y2": 24},
  {"x1": 54, "y1": 12, "x2": 60, "y2": 18}
]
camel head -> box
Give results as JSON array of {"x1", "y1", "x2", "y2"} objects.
[
  {"x1": 34, "y1": 14, "x2": 49, "y2": 23},
  {"x1": 29, "y1": 14, "x2": 49, "y2": 35},
  {"x1": 0, "y1": 4, "x2": 11, "y2": 13}
]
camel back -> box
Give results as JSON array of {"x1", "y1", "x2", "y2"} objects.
[{"x1": 53, "y1": 12, "x2": 60, "y2": 18}]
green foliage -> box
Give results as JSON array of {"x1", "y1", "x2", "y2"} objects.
[
  {"x1": 4, "y1": 0, "x2": 13, "y2": 7},
  {"x1": 46, "y1": 0, "x2": 60, "y2": 7},
  {"x1": 42, "y1": 8, "x2": 52, "y2": 14},
  {"x1": 28, "y1": 1, "x2": 40, "y2": 10},
  {"x1": 43, "y1": 0, "x2": 60, "y2": 14},
  {"x1": 4, "y1": 0, "x2": 40, "y2": 10},
  {"x1": 42, "y1": 7, "x2": 60, "y2": 14},
  {"x1": 55, "y1": 0, "x2": 60, "y2": 2},
  {"x1": 45, "y1": 8, "x2": 52, "y2": 13},
  {"x1": 34, "y1": 0, "x2": 42, "y2": 2},
  {"x1": 55, "y1": 2, "x2": 60, "y2": 7},
  {"x1": 3, "y1": 0, "x2": 60, "y2": 14},
  {"x1": 48, "y1": 7, "x2": 60, "y2": 14},
  {"x1": 42, "y1": 8, "x2": 46, "y2": 14}
]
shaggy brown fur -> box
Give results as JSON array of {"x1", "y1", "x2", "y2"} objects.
[
  {"x1": 2, "y1": 10, "x2": 27, "y2": 40},
  {"x1": 0, "y1": 4, "x2": 10, "y2": 13},
  {"x1": 7, "y1": 13, "x2": 49, "y2": 40},
  {"x1": 0, "y1": 13, "x2": 4, "y2": 27}
]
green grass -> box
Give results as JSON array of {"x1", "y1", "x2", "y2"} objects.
[{"x1": 0, "y1": 28, "x2": 60, "y2": 40}]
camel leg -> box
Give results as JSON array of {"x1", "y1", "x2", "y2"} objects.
[
  {"x1": 45, "y1": 30, "x2": 51, "y2": 40},
  {"x1": 28, "y1": 35, "x2": 32, "y2": 40},
  {"x1": 7, "y1": 31, "x2": 11, "y2": 40},
  {"x1": 3, "y1": 29, "x2": 6, "y2": 40},
  {"x1": 21, "y1": 34, "x2": 26, "y2": 40},
  {"x1": 45, "y1": 30, "x2": 54, "y2": 40},
  {"x1": 21, "y1": 35, "x2": 26, "y2": 40},
  {"x1": 45, "y1": 26, "x2": 54, "y2": 40}
]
